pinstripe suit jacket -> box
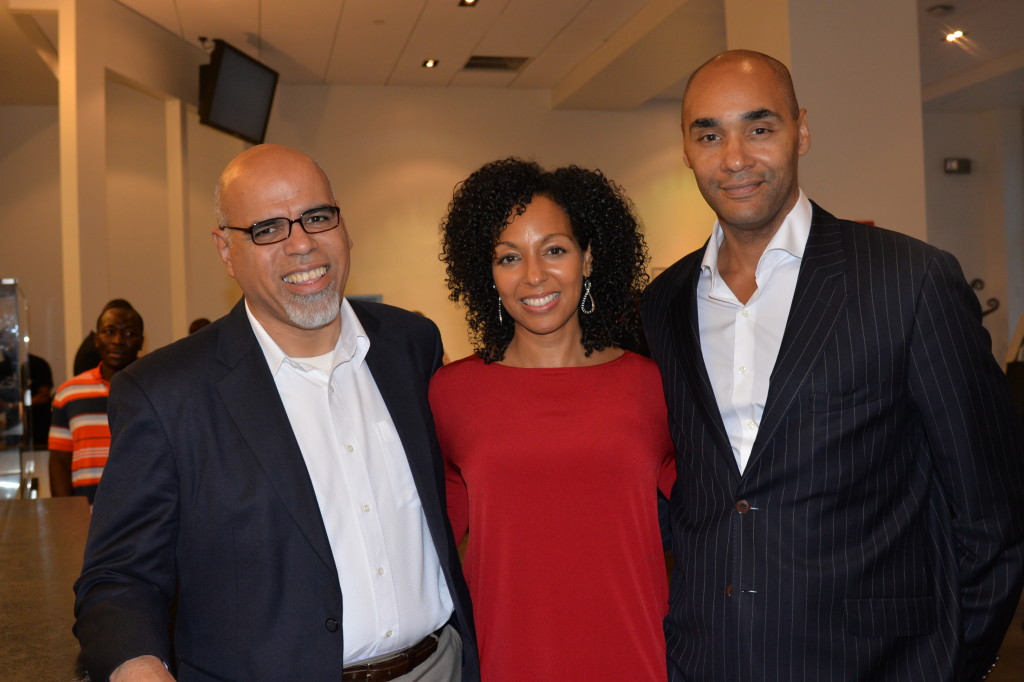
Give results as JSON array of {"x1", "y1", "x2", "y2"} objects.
[{"x1": 642, "y1": 203, "x2": 1024, "y2": 682}]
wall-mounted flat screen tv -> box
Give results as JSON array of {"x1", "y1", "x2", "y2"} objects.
[{"x1": 199, "y1": 39, "x2": 279, "y2": 145}]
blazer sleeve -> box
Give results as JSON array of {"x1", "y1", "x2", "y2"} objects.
[
  {"x1": 907, "y1": 249, "x2": 1024, "y2": 680},
  {"x1": 73, "y1": 370, "x2": 180, "y2": 681}
]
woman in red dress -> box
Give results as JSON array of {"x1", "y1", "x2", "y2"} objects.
[{"x1": 430, "y1": 158, "x2": 675, "y2": 681}]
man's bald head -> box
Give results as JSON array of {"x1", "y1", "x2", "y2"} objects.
[
  {"x1": 214, "y1": 144, "x2": 334, "y2": 228},
  {"x1": 683, "y1": 50, "x2": 800, "y2": 120}
]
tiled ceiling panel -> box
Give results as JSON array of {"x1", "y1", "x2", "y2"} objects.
[
  {"x1": 325, "y1": 1, "x2": 429, "y2": 85},
  {"x1": 509, "y1": 0, "x2": 649, "y2": 89},
  {"x1": 388, "y1": 0, "x2": 511, "y2": 86},
  {"x1": 258, "y1": 0, "x2": 346, "y2": 82}
]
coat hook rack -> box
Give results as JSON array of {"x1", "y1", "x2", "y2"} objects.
[{"x1": 970, "y1": 278, "x2": 1000, "y2": 317}]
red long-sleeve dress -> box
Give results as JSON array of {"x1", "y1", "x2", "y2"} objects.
[{"x1": 429, "y1": 351, "x2": 676, "y2": 681}]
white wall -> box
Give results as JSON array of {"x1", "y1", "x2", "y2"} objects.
[
  {"x1": 0, "y1": 105, "x2": 64, "y2": 381},
  {"x1": 788, "y1": 0, "x2": 928, "y2": 239},
  {"x1": 267, "y1": 84, "x2": 713, "y2": 359},
  {"x1": 1, "y1": 84, "x2": 713, "y2": 369},
  {"x1": 924, "y1": 109, "x2": 1024, "y2": 362},
  {"x1": 106, "y1": 80, "x2": 171, "y2": 352},
  {"x1": 184, "y1": 114, "x2": 246, "y2": 325},
  {"x1": 11, "y1": 81, "x2": 1019, "y2": 369},
  {"x1": 0, "y1": 87, "x2": 242, "y2": 384},
  {"x1": 105, "y1": 81, "x2": 244, "y2": 349}
]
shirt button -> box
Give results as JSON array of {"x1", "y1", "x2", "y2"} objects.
[
  {"x1": 361, "y1": 504, "x2": 371, "y2": 513},
  {"x1": 325, "y1": 618, "x2": 339, "y2": 632},
  {"x1": 738, "y1": 365, "x2": 747, "y2": 375},
  {"x1": 346, "y1": 444, "x2": 354, "y2": 452},
  {"x1": 385, "y1": 630, "x2": 394, "y2": 638},
  {"x1": 377, "y1": 567, "x2": 385, "y2": 576},
  {"x1": 745, "y1": 420, "x2": 756, "y2": 430},
  {"x1": 741, "y1": 309, "x2": 750, "y2": 318}
]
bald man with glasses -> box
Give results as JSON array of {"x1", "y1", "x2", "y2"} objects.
[{"x1": 74, "y1": 144, "x2": 479, "y2": 682}]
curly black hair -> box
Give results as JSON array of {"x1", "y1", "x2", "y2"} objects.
[{"x1": 440, "y1": 157, "x2": 650, "y2": 363}]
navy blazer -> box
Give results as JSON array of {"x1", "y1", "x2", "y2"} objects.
[
  {"x1": 643, "y1": 203, "x2": 1024, "y2": 681},
  {"x1": 74, "y1": 299, "x2": 479, "y2": 681}
]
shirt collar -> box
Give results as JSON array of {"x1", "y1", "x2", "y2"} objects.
[
  {"x1": 245, "y1": 298, "x2": 370, "y2": 376},
  {"x1": 700, "y1": 190, "x2": 812, "y2": 276}
]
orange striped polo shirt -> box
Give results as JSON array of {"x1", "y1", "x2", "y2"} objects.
[{"x1": 48, "y1": 365, "x2": 111, "y2": 502}]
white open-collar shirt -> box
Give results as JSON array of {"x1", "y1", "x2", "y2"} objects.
[
  {"x1": 247, "y1": 299, "x2": 452, "y2": 662},
  {"x1": 696, "y1": 191, "x2": 812, "y2": 473}
]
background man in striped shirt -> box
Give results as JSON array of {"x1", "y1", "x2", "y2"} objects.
[{"x1": 48, "y1": 301, "x2": 144, "y2": 502}]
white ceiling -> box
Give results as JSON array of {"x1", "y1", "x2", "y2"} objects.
[
  {"x1": 1, "y1": 0, "x2": 1022, "y2": 112},
  {"x1": 111, "y1": 0, "x2": 720, "y2": 99}
]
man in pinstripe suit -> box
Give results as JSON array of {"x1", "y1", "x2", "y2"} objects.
[{"x1": 642, "y1": 50, "x2": 1024, "y2": 681}]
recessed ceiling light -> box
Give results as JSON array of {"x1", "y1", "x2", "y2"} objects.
[
  {"x1": 423, "y1": 59, "x2": 439, "y2": 68},
  {"x1": 459, "y1": 0, "x2": 478, "y2": 6},
  {"x1": 945, "y1": 29, "x2": 966, "y2": 42}
]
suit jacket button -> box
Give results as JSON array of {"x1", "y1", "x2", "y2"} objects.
[
  {"x1": 735, "y1": 499, "x2": 751, "y2": 513},
  {"x1": 726, "y1": 584, "x2": 733, "y2": 597},
  {"x1": 325, "y1": 618, "x2": 339, "y2": 632}
]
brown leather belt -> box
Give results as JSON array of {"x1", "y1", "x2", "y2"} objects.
[{"x1": 341, "y1": 625, "x2": 445, "y2": 681}]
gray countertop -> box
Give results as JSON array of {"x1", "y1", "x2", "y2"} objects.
[{"x1": 0, "y1": 497, "x2": 90, "y2": 681}]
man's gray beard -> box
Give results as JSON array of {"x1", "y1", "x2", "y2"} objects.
[{"x1": 285, "y1": 282, "x2": 341, "y2": 329}]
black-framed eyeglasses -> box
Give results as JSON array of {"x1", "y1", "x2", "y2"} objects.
[{"x1": 219, "y1": 205, "x2": 342, "y2": 245}]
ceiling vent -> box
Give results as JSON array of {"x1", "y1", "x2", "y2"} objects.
[
  {"x1": 925, "y1": 4, "x2": 955, "y2": 18},
  {"x1": 463, "y1": 56, "x2": 529, "y2": 72}
]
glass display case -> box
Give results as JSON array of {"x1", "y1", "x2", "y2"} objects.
[{"x1": 0, "y1": 279, "x2": 31, "y2": 499}]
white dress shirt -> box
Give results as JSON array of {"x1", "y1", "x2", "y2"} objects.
[
  {"x1": 696, "y1": 191, "x2": 812, "y2": 473},
  {"x1": 246, "y1": 299, "x2": 453, "y2": 662}
]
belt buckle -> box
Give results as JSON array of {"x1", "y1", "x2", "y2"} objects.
[
  {"x1": 342, "y1": 625, "x2": 444, "y2": 681},
  {"x1": 343, "y1": 643, "x2": 417, "y2": 681}
]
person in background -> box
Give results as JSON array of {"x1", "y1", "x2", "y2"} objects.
[
  {"x1": 25, "y1": 353, "x2": 53, "y2": 448},
  {"x1": 72, "y1": 299, "x2": 136, "y2": 375},
  {"x1": 431, "y1": 157, "x2": 675, "y2": 681},
  {"x1": 187, "y1": 317, "x2": 211, "y2": 334},
  {"x1": 642, "y1": 49, "x2": 1024, "y2": 681},
  {"x1": 74, "y1": 144, "x2": 478, "y2": 682},
  {"x1": 48, "y1": 303, "x2": 143, "y2": 502}
]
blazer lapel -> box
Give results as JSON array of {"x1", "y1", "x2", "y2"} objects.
[
  {"x1": 749, "y1": 205, "x2": 848, "y2": 466},
  {"x1": 668, "y1": 253, "x2": 739, "y2": 479},
  {"x1": 214, "y1": 301, "x2": 336, "y2": 572}
]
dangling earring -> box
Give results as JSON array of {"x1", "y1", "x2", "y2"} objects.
[
  {"x1": 580, "y1": 277, "x2": 596, "y2": 315},
  {"x1": 492, "y1": 282, "x2": 504, "y2": 324}
]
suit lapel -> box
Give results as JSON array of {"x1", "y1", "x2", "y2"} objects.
[
  {"x1": 668, "y1": 254, "x2": 739, "y2": 479},
  {"x1": 748, "y1": 205, "x2": 848, "y2": 467},
  {"x1": 214, "y1": 302, "x2": 336, "y2": 571}
]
